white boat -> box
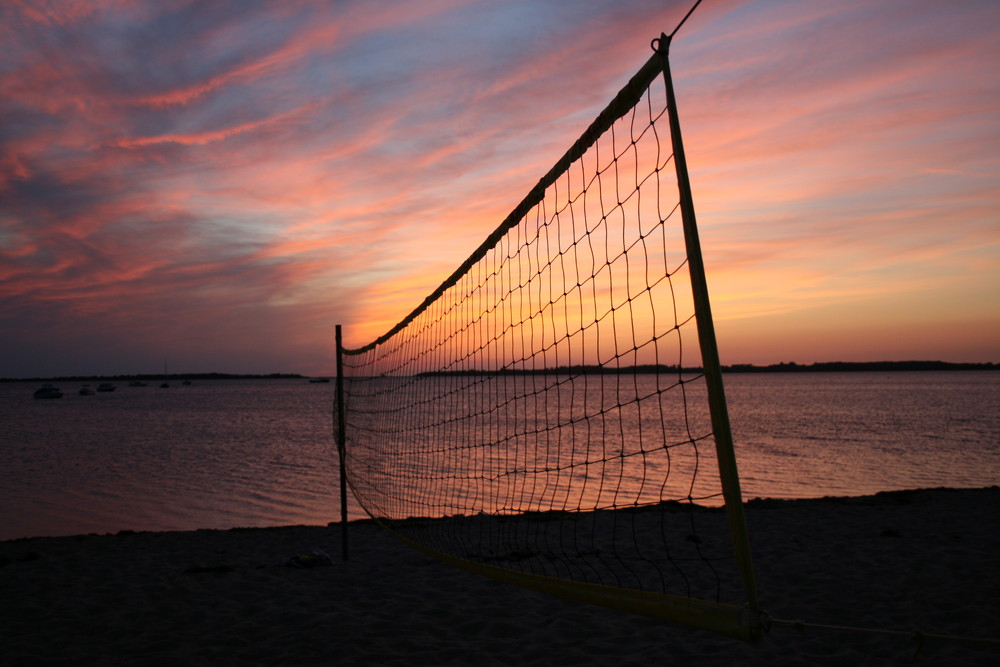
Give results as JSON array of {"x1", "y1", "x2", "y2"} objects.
[
  {"x1": 33, "y1": 384, "x2": 63, "y2": 399},
  {"x1": 97, "y1": 383, "x2": 116, "y2": 392},
  {"x1": 79, "y1": 385, "x2": 95, "y2": 396}
]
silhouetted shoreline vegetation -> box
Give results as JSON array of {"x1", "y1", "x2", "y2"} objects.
[
  {"x1": 418, "y1": 360, "x2": 997, "y2": 376},
  {"x1": 724, "y1": 360, "x2": 996, "y2": 373}
]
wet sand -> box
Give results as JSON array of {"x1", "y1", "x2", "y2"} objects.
[{"x1": 2, "y1": 487, "x2": 997, "y2": 665}]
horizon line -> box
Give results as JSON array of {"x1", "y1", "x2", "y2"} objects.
[{"x1": 4, "y1": 360, "x2": 997, "y2": 382}]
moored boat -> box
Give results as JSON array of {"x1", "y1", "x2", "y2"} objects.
[{"x1": 33, "y1": 384, "x2": 63, "y2": 399}]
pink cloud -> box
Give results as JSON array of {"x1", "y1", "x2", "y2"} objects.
[{"x1": 2, "y1": 0, "x2": 138, "y2": 27}]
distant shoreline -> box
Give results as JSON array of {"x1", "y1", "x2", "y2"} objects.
[{"x1": 3, "y1": 361, "x2": 997, "y2": 382}]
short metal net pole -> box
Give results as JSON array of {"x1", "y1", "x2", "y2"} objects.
[{"x1": 335, "y1": 324, "x2": 349, "y2": 561}]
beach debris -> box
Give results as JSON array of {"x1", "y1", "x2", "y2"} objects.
[{"x1": 282, "y1": 549, "x2": 333, "y2": 569}]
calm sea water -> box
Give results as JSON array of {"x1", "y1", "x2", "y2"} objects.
[{"x1": 1, "y1": 372, "x2": 997, "y2": 540}]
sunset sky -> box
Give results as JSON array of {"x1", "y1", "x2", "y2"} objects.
[{"x1": 2, "y1": 0, "x2": 997, "y2": 378}]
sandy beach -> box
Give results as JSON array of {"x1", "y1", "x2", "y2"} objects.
[{"x1": 2, "y1": 487, "x2": 998, "y2": 665}]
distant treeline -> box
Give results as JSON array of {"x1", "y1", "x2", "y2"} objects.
[
  {"x1": 724, "y1": 360, "x2": 997, "y2": 373},
  {"x1": 418, "y1": 360, "x2": 996, "y2": 377},
  {"x1": 2, "y1": 372, "x2": 306, "y2": 383},
  {"x1": 420, "y1": 364, "x2": 695, "y2": 377}
]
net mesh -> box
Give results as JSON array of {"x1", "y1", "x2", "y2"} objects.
[{"x1": 339, "y1": 44, "x2": 752, "y2": 630}]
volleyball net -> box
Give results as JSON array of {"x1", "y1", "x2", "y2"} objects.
[{"x1": 335, "y1": 35, "x2": 762, "y2": 641}]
